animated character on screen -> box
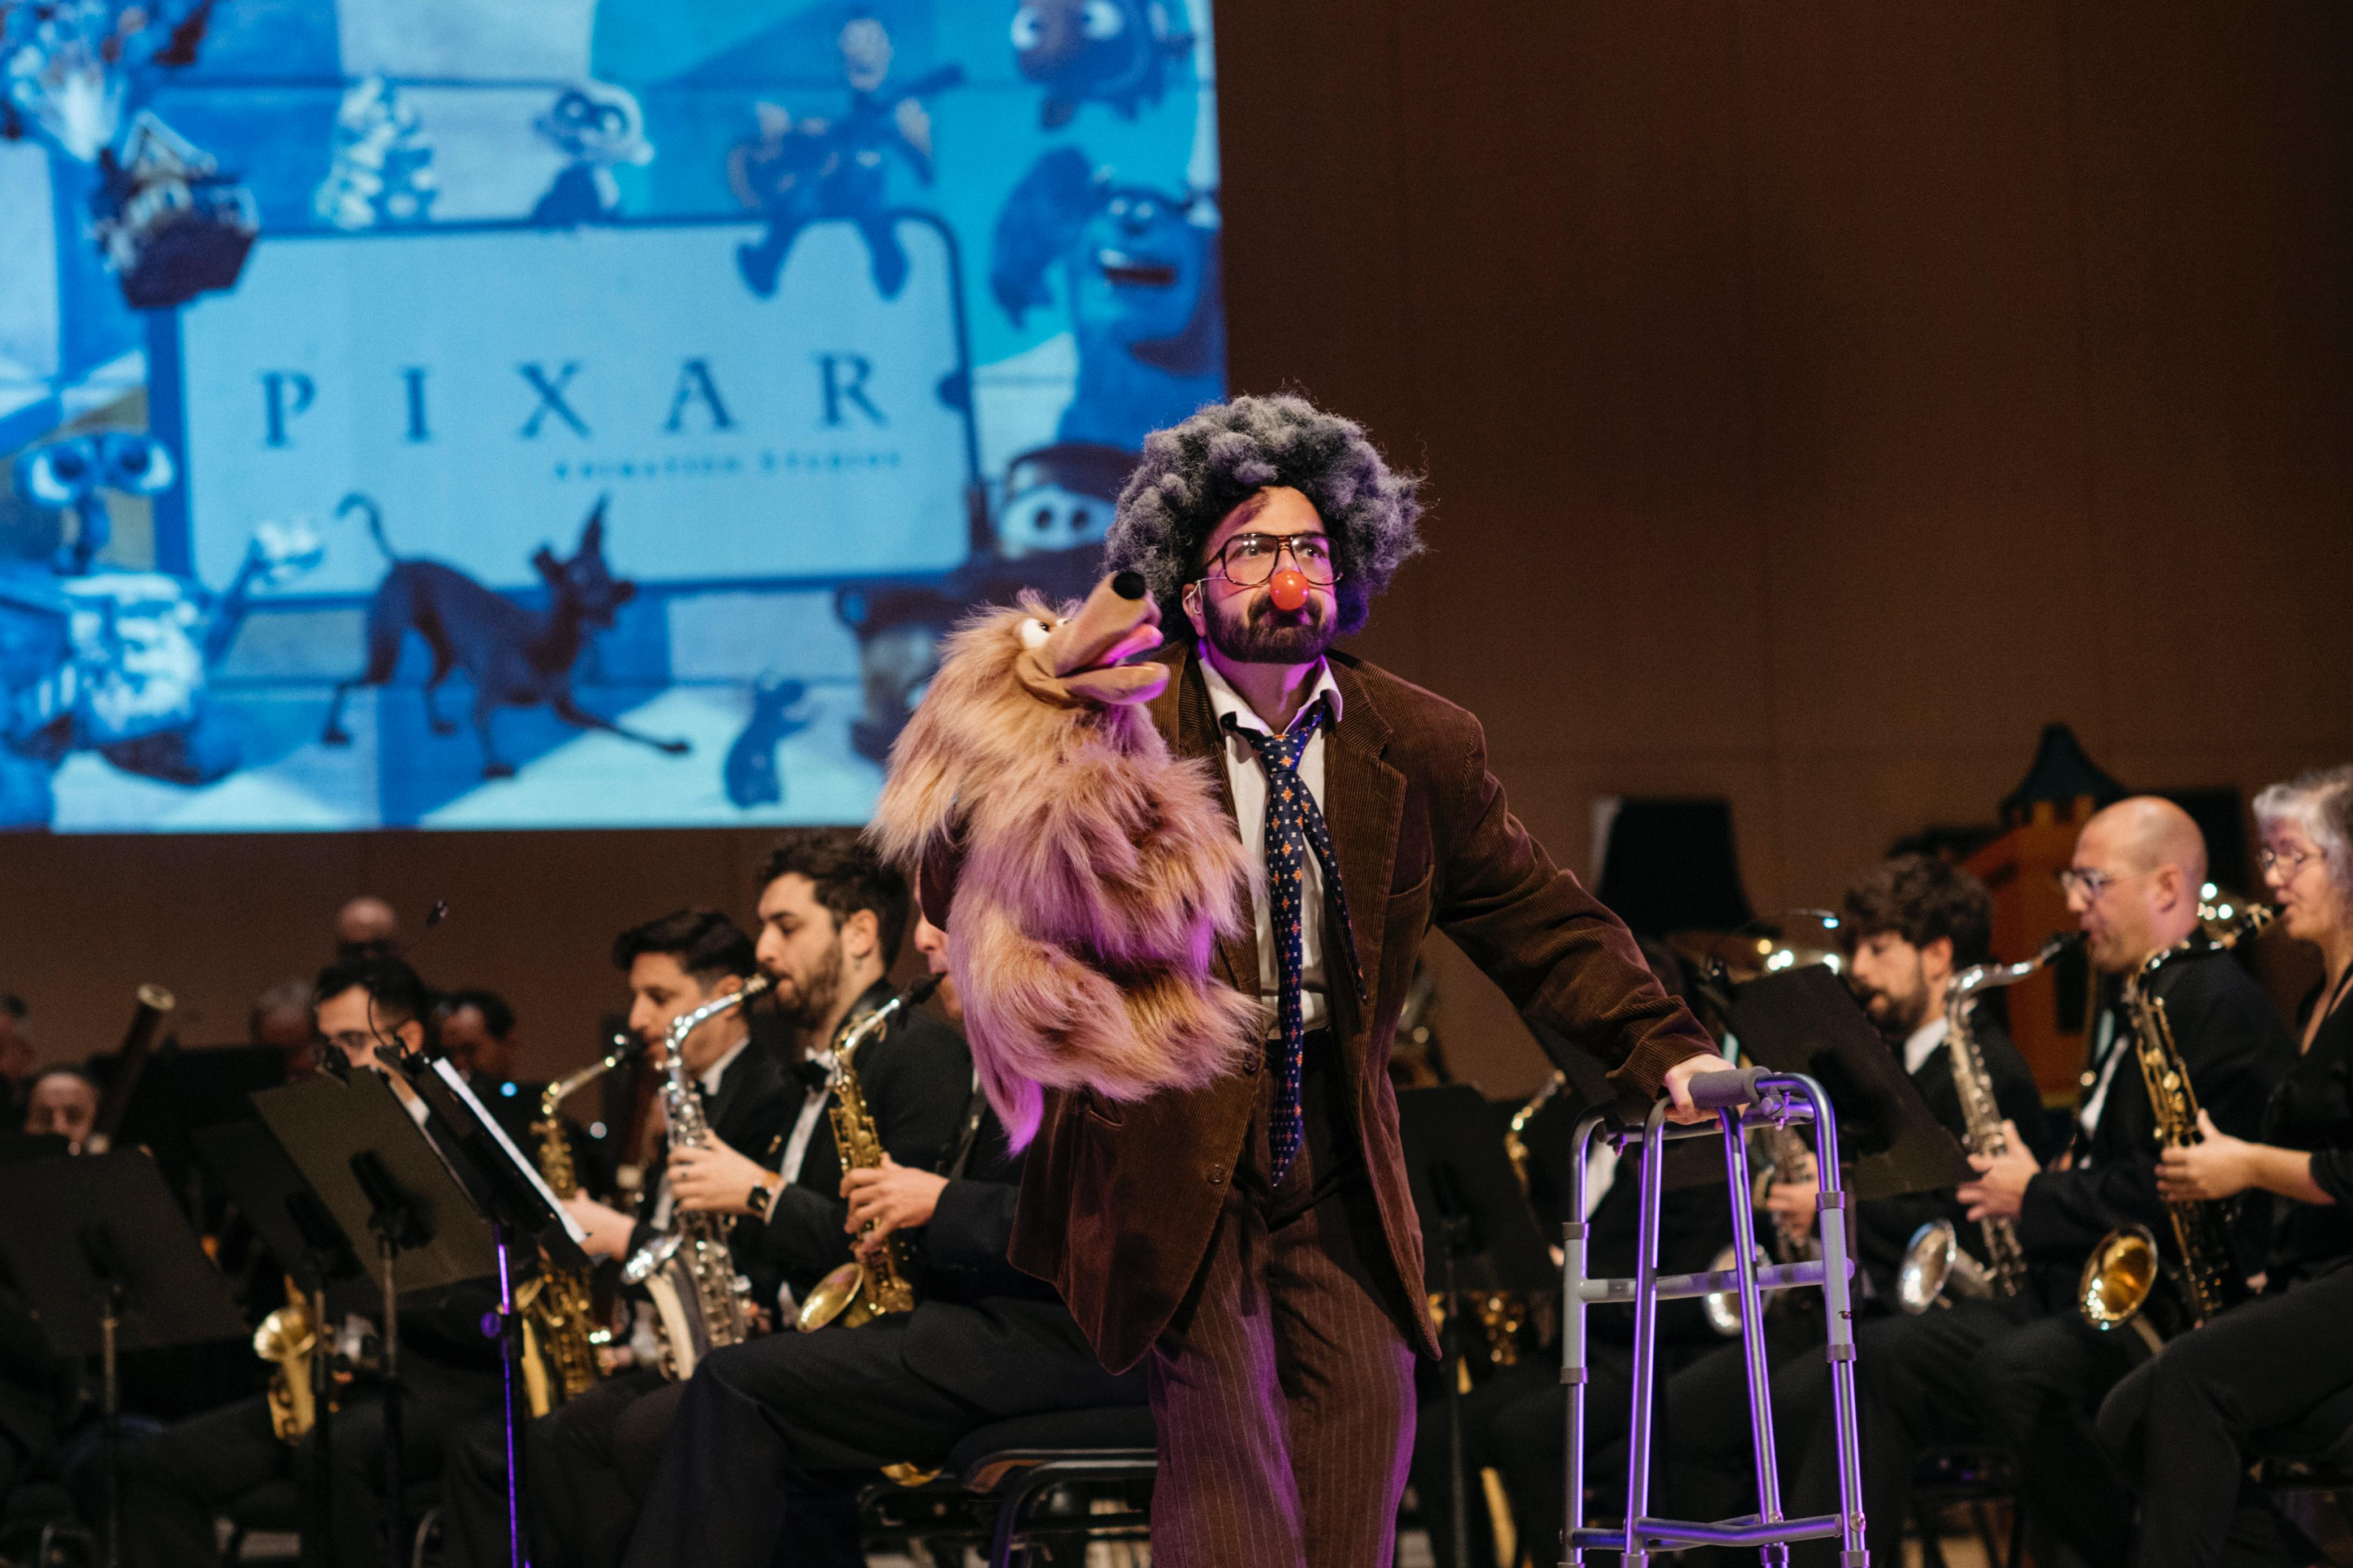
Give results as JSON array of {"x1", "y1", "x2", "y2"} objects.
[
  {"x1": 15, "y1": 430, "x2": 175, "y2": 574},
  {"x1": 529, "y1": 81, "x2": 653, "y2": 227},
  {"x1": 319, "y1": 494, "x2": 688, "y2": 780},
  {"x1": 0, "y1": 0, "x2": 217, "y2": 158},
  {"x1": 313, "y1": 75, "x2": 437, "y2": 230},
  {"x1": 721, "y1": 673, "x2": 812, "y2": 810},
  {"x1": 990, "y1": 148, "x2": 1223, "y2": 451},
  {"x1": 3, "y1": 3, "x2": 252, "y2": 309},
  {"x1": 0, "y1": 509, "x2": 321, "y2": 828},
  {"x1": 1011, "y1": 0, "x2": 1193, "y2": 129},
  {"x1": 834, "y1": 442, "x2": 1137, "y2": 764},
  {"x1": 726, "y1": 15, "x2": 963, "y2": 301}
]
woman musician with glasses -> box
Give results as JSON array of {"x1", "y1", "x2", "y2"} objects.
[{"x1": 2098, "y1": 765, "x2": 2353, "y2": 1568}]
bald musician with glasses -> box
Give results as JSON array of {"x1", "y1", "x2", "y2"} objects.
[{"x1": 1772, "y1": 797, "x2": 2290, "y2": 1568}]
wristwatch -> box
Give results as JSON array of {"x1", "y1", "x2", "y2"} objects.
[{"x1": 749, "y1": 1173, "x2": 785, "y2": 1219}]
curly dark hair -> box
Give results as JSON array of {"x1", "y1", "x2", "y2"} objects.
[
  {"x1": 611, "y1": 909, "x2": 757, "y2": 985},
  {"x1": 1104, "y1": 394, "x2": 1425, "y2": 634},
  {"x1": 763, "y1": 828, "x2": 911, "y2": 967},
  {"x1": 1841, "y1": 855, "x2": 1994, "y2": 969}
]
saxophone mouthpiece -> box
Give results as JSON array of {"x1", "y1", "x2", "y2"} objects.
[
  {"x1": 904, "y1": 975, "x2": 940, "y2": 1007},
  {"x1": 2039, "y1": 930, "x2": 2087, "y2": 962}
]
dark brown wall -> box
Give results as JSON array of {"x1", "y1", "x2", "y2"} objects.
[{"x1": 11, "y1": 1, "x2": 2352, "y2": 1095}]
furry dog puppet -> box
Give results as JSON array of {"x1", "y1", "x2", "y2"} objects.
[{"x1": 868, "y1": 570, "x2": 1259, "y2": 1146}]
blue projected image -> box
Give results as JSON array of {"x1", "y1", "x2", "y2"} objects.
[{"x1": 0, "y1": 0, "x2": 1222, "y2": 831}]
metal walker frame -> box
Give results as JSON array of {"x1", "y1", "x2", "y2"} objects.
[{"x1": 1563, "y1": 1068, "x2": 1867, "y2": 1568}]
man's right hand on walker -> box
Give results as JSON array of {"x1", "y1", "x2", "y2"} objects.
[{"x1": 1661, "y1": 1054, "x2": 1746, "y2": 1125}]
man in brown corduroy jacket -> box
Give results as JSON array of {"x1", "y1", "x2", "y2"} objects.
[{"x1": 1004, "y1": 395, "x2": 1727, "y2": 1568}]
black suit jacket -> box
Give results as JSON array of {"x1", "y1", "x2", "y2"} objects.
[
  {"x1": 2017, "y1": 947, "x2": 2291, "y2": 1270},
  {"x1": 1852, "y1": 1008, "x2": 2047, "y2": 1299},
  {"x1": 751, "y1": 987, "x2": 973, "y2": 1303},
  {"x1": 623, "y1": 1039, "x2": 795, "y2": 1268},
  {"x1": 899, "y1": 1099, "x2": 1145, "y2": 1415}
]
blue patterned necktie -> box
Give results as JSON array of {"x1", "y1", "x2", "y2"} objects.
[{"x1": 1227, "y1": 698, "x2": 1359, "y2": 1182}]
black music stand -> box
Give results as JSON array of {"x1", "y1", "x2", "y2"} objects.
[
  {"x1": 402, "y1": 1055, "x2": 592, "y2": 1568},
  {"x1": 1523, "y1": 1017, "x2": 1727, "y2": 1193},
  {"x1": 117, "y1": 1043, "x2": 290, "y2": 1211},
  {"x1": 254, "y1": 1071, "x2": 501, "y2": 1568},
  {"x1": 0, "y1": 1152, "x2": 246, "y2": 1568},
  {"x1": 192, "y1": 1118, "x2": 370, "y2": 1563},
  {"x1": 1727, "y1": 964, "x2": 1972, "y2": 1199},
  {"x1": 1397, "y1": 1085, "x2": 1557, "y2": 1568}
]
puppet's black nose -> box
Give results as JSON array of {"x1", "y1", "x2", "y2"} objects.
[{"x1": 1110, "y1": 571, "x2": 1148, "y2": 601}]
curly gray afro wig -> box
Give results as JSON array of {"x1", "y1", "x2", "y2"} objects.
[{"x1": 1105, "y1": 394, "x2": 1425, "y2": 635}]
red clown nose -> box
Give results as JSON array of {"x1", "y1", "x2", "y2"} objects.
[{"x1": 1268, "y1": 569, "x2": 1311, "y2": 611}]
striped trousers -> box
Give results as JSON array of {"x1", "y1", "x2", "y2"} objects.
[{"x1": 1146, "y1": 1035, "x2": 1419, "y2": 1567}]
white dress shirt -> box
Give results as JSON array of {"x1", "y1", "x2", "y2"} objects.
[
  {"x1": 1201, "y1": 656, "x2": 1346, "y2": 1035},
  {"x1": 779, "y1": 1048, "x2": 835, "y2": 1190},
  {"x1": 648, "y1": 1033, "x2": 750, "y2": 1230},
  {"x1": 1902, "y1": 1014, "x2": 1951, "y2": 1078},
  {"x1": 2078, "y1": 1007, "x2": 2125, "y2": 1151}
]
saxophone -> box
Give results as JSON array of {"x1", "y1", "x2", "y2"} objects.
[
  {"x1": 794, "y1": 978, "x2": 938, "y2": 1332},
  {"x1": 620, "y1": 974, "x2": 772, "y2": 1381},
  {"x1": 2079, "y1": 895, "x2": 2272, "y2": 1339},
  {"x1": 255, "y1": 1276, "x2": 318, "y2": 1443},
  {"x1": 521, "y1": 1034, "x2": 641, "y2": 1415},
  {"x1": 1503, "y1": 1070, "x2": 1565, "y2": 1193},
  {"x1": 1897, "y1": 931, "x2": 2083, "y2": 1313},
  {"x1": 1703, "y1": 1115, "x2": 1824, "y2": 1337}
]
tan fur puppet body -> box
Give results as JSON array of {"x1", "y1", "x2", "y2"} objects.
[{"x1": 868, "y1": 572, "x2": 1260, "y2": 1147}]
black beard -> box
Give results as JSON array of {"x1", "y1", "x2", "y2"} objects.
[
  {"x1": 782, "y1": 939, "x2": 846, "y2": 1036},
  {"x1": 1203, "y1": 592, "x2": 1335, "y2": 665},
  {"x1": 1856, "y1": 981, "x2": 1932, "y2": 1045}
]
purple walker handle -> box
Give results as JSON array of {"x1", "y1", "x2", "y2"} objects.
[{"x1": 1683, "y1": 1064, "x2": 1768, "y2": 1110}]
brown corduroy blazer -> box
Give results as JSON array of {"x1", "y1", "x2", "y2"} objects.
[{"x1": 1005, "y1": 644, "x2": 1718, "y2": 1373}]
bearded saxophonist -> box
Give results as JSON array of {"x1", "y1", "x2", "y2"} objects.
[
  {"x1": 445, "y1": 836, "x2": 973, "y2": 1568},
  {"x1": 620, "y1": 903, "x2": 1150, "y2": 1568},
  {"x1": 439, "y1": 909, "x2": 790, "y2": 1568}
]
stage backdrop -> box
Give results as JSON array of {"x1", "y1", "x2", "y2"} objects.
[{"x1": 0, "y1": 0, "x2": 1223, "y2": 830}]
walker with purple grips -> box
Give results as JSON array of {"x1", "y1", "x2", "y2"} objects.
[{"x1": 1562, "y1": 1066, "x2": 1867, "y2": 1568}]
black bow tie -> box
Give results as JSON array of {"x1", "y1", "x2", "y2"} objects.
[{"x1": 792, "y1": 1058, "x2": 833, "y2": 1094}]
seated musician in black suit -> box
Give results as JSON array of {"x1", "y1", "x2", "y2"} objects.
[
  {"x1": 439, "y1": 907, "x2": 790, "y2": 1568},
  {"x1": 115, "y1": 956, "x2": 507, "y2": 1568},
  {"x1": 620, "y1": 905, "x2": 1147, "y2": 1568},
  {"x1": 2099, "y1": 766, "x2": 2353, "y2": 1568},
  {"x1": 1783, "y1": 800, "x2": 2291, "y2": 1568},
  {"x1": 1660, "y1": 856, "x2": 2047, "y2": 1535},
  {"x1": 442, "y1": 836, "x2": 972, "y2": 1568}
]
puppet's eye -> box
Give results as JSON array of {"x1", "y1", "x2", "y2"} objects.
[{"x1": 1018, "y1": 617, "x2": 1054, "y2": 650}]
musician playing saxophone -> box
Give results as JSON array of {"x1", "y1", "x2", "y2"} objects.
[
  {"x1": 1664, "y1": 856, "x2": 2044, "y2": 1550},
  {"x1": 622, "y1": 904, "x2": 1145, "y2": 1568},
  {"x1": 2099, "y1": 766, "x2": 2353, "y2": 1568},
  {"x1": 1794, "y1": 800, "x2": 2289, "y2": 1568},
  {"x1": 119, "y1": 957, "x2": 507, "y2": 1568},
  {"x1": 450, "y1": 836, "x2": 971, "y2": 1568},
  {"x1": 440, "y1": 911, "x2": 792, "y2": 1568}
]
